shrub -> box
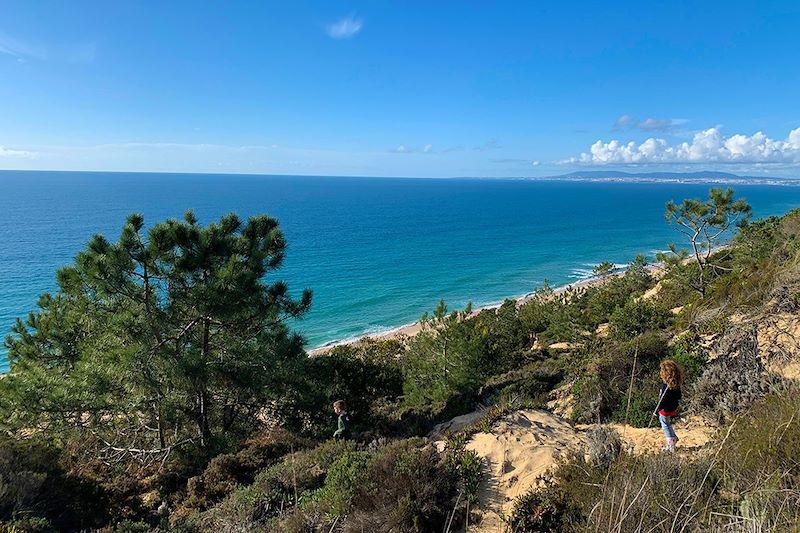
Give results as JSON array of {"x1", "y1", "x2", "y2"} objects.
[
  {"x1": 469, "y1": 300, "x2": 530, "y2": 375},
  {"x1": 193, "y1": 439, "x2": 356, "y2": 531},
  {"x1": 444, "y1": 440, "x2": 483, "y2": 506},
  {"x1": 0, "y1": 518, "x2": 52, "y2": 533},
  {"x1": 719, "y1": 390, "x2": 800, "y2": 496},
  {"x1": 570, "y1": 370, "x2": 612, "y2": 424},
  {"x1": 585, "y1": 425, "x2": 621, "y2": 466},
  {"x1": 482, "y1": 358, "x2": 564, "y2": 407},
  {"x1": 610, "y1": 383, "x2": 659, "y2": 427},
  {"x1": 269, "y1": 438, "x2": 470, "y2": 532},
  {"x1": 0, "y1": 437, "x2": 110, "y2": 531},
  {"x1": 706, "y1": 389, "x2": 800, "y2": 530},
  {"x1": 656, "y1": 259, "x2": 703, "y2": 309},
  {"x1": 507, "y1": 482, "x2": 581, "y2": 533},
  {"x1": 290, "y1": 345, "x2": 404, "y2": 439},
  {"x1": 571, "y1": 334, "x2": 666, "y2": 425},
  {"x1": 179, "y1": 429, "x2": 307, "y2": 513},
  {"x1": 311, "y1": 451, "x2": 372, "y2": 517},
  {"x1": 518, "y1": 284, "x2": 557, "y2": 335},
  {"x1": 691, "y1": 353, "x2": 777, "y2": 425},
  {"x1": 584, "y1": 257, "x2": 655, "y2": 326},
  {"x1": 548, "y1": 452, "x2": 719, "y2": 532},
  {"x1": 342, "y1": 439, "x2": 463, "y2": 532},
  {"x1": 609, "y1": 299, "x2": 672, "y2": 340},
  {"x1": 402, "y1": 301, "x2": 487, "y2": 411},
  {"x1": 536, "y1": 290, "x2": 590, "y2": 346},
  {"x1": 672, "y1": 349, "x2": 706, "y2": 386},
  {"x1": 112, "y1": 521, "x2": 152, "y2": 533}
]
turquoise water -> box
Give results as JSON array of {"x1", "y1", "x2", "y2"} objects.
[{"x1": 2, "y1": 171, "x2": 800, "y2": 372}]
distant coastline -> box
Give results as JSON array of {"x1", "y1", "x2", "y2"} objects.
[
  {"x1": 526, "y1": 176, "x2": 800, "y2": 187},
  {"x1": 2, "y1": 168, "x2": 798, "y2": 187},
  {"x1": 521, "y1": 170, "x2": 800, "y2": 187}
]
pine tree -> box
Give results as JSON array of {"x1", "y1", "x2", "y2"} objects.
[
  {"x1": 2, "y1": 211, "x2": 311, "y2": 462},
  {"x1": 661, "y1": 188, "x2": 751, "y2": 296}
]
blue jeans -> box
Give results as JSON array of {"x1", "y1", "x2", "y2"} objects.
[{"x1": 659, "y1": 414, "x2": 676, "y2": 439}]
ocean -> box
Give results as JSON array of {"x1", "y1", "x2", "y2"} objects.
[{"x1": 2, "y1": 171, "x2": 800, "y2": 372}]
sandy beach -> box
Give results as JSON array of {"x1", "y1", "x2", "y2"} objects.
[{"x1": 307, "y1": 269, "x2": 632, "y2": 356}]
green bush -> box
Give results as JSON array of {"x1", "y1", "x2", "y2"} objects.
[
  {"x1": 671, "y1": 342, "x2": 706, "y2": 386},
  {"x1": 444, "y1": 440, "x2": 483, "y2": 506},
  {"x1": 288, "y1": 344, "x2": 404, "y2": 439},
  {"x1": 507, "y1": 482, "x2": 581, "y2": 532},
  {"x1": 195, "y1": 439, "x2": 356, "y2": 531},
  {"x1": 482, "y1": 358, "x2": 564, "y2": 407},
  {"x1": 609, "y1": 382, "x2": 658, "y2": 427},
  {"x1": 342, "y1": 439, "x2": 464, "y2": 532},
  {"x1": 402, "y1": 301, "x2": 486, "y2": 411},
  {"x1": 609, "y1": 299, "x2": 672, "y2": 340},
  {"x1": 270, "y1": 438, "x2": 472, "y2": 532},
  {"x1": 178, "y1": 429, "x2": 307, "y2": 513},
  {"x1": 584, "y1": 256, "x2": 655, "y2": 326},
  {"x1": 570, "y1": 370, "x2": 611, "y2": 424},
  {"x1": 469, "y1": 300, "x2": 530, "y2": 375},
  {"x1": 571, "y1": 334, "x2": 666, "y2": 425},
  {"x1": 112, "y1": 521, "x2": 152, "y2": 533},
  {"x1": 311, "y1": 451, "x2": 372, "y2": 517},
  {"x1": 518, "y1": 284, "x2": 557, "y2": 335}
]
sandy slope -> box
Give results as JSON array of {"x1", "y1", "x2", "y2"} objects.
[
  {"x1": 463, "y1": 410, "x2": 584, "y2": 532},
  {"x1": 446, "y1": 409, "x2": 714, "y2": 533}
]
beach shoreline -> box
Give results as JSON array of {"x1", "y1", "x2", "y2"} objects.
[
  {"x1": 307, "y1": 268, "x2": 634, "y2": 356},
  {"x1": 308, "y1": 243, "x2": 726, "y2": 356}
]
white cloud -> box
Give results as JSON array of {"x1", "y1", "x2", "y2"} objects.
[
  {"x1": 472, "y1": 139, "x2": 501, "y2": 151},
  {"x1": 0, "y1": 31, "x2": 95, "y2": 64},
  {"x1": 613, "y1": 114, "x2": 688, "y2": 132},
  {"x1": 0, "y1": 145, "x2": 36, "y2": 158},
  {"x1": 394, "y1": 144, "x2": 408, "y2": 153},
  {"x1": 614, "y1": 114, "x2": 635, "y2": 128},
  {"x1": 325, "y1": 16, "x2": 363, "y2": 39},
  {"x1": 637, "y1": 118, "x2": 687, "y2": 132},
  {"x1": 532, "y1": 160, "x2": 541, "y2": 166},
  {"x1": 564, "y1": 127, "x2": 800, "y2": 165},
  {"x1": 0, "y1": 32, "x2": 45, "y2": 60},
  {"x1": 423, "y1": 144, "x2": 433, "y2": 153}
]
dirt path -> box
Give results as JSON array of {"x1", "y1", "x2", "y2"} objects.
[{"x1": 447, "y1": 409, "x2": 714, "y2": 533}]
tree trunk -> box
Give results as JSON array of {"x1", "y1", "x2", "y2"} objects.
[
  {"x1": 198, "y1": 316, "x2": 212, "y2": 446},
  {"x1": 690, "y1": 232, "x2": 706, "y2": 296}
]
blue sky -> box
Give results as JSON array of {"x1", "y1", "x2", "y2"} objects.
[{"x1": 1, "y1": 1, "x2": 800, "y2": 177}]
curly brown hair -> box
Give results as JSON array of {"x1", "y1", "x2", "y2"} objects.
[{"x1": 660, "y1": 360, "x2": 684, "y2": 390}]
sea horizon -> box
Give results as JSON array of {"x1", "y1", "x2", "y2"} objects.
[{"x1": 3, "y1": 170, "x2": 800, "y2": 371}]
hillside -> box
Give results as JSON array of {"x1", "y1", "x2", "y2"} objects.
[{"x1": 1, "y1": 188, "x2": 799, "y2": 532}]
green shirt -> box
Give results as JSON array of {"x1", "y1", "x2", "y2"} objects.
[{"x1": 334, "y1": 411, "x2": 351, "y2": 439}]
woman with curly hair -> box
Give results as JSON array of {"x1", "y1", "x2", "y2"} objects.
[{"x1": 655, "y1": 360, "x2": 684, "y2": 453}]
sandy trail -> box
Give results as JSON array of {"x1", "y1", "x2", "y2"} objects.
[{"x1": 446, "y1": 409, "x2": 714, "y2": 533}]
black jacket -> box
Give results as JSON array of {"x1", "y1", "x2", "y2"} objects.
[{"x1": 658, "y1": 383, "x2": 681, "y2": 414}]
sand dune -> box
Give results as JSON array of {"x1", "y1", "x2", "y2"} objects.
[{"x1": 435, "y1": 408, "x2": 714, "y2": 532}]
